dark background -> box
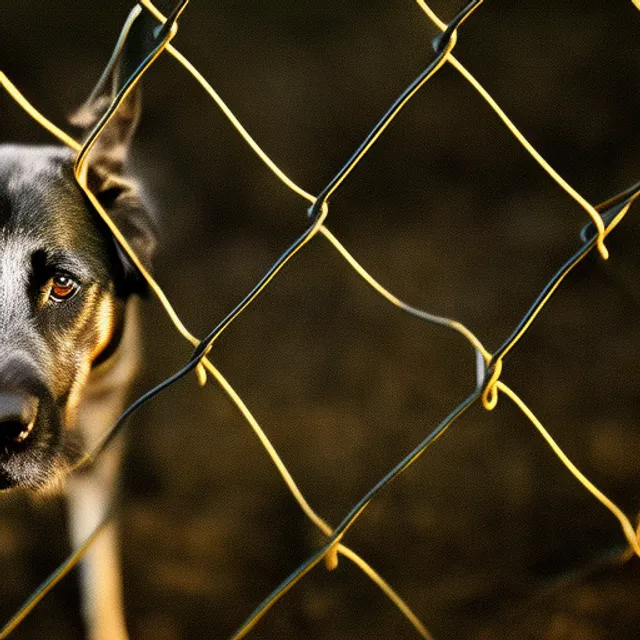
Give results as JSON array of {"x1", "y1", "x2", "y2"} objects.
[{"x1": 1, "y1": 1, "x2": 640, "y2": 638}]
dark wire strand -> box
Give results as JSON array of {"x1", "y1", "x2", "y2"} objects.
[
  {"x1": 231, "y1": 386, "x2": 482, "y2": 639},
  {"x1": 0, "y1": 509, "x2": 115, "y2": 639},
  {"x1": 307, "y1": 0, "x2": 483, "y2": 221},
  {"x1": 492, "y1": 184, "x2": 640, "y2": 364}
]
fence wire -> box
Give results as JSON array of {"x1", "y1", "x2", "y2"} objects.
[{"x1": 1, "y1": 0, "x2": 640, "y2": 638}]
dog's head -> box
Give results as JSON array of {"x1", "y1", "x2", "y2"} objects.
[{"x1": 0, "y1": 90, "x2": 155, "y2": 490}]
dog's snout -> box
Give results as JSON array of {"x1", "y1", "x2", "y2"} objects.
[{"x1": 0, "y1": 393, "x2": 39, "y2": 443}]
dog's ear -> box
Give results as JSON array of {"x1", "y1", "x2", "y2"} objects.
[
  {"x1": 70, "y1": 87, "x2": 141, "y2": 178},
  {"x1": 70, "y1": 90, "x2": 156, "y2": 297}
]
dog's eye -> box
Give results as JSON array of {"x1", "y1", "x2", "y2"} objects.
[{"x1": 48, "y1": 274, "x2": 80, "y2": 303}]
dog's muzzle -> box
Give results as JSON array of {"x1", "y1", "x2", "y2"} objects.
[{"x1": 0, "y1": 356, "x2": 63, "y2": 490}]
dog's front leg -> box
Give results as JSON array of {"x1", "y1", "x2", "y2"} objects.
[
  {"x1": 66, "y1": 302, "x2": 141, "y2": 640},
  {"x1": 67, "y1": 449, "x2": 129, "y2": 640}
]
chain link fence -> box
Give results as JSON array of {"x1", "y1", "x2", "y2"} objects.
[{"x1": 1, "y1": 1, "x2": 640, "y2": 638}]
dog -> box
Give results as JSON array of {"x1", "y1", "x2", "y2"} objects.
[{"x1": 0, "y1": 84, "x2": 153, "y2": 639}]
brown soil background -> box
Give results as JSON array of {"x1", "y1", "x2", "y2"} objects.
[{"x1": 1, "y1": 1, "x2": 640, "y2": 638}]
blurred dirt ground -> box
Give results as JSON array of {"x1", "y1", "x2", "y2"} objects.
[{"x1": 1, "y1": 1, "x2": 640, "y2": 638}]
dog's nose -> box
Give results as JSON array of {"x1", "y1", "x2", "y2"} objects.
[{"x1": 0, "y1": 393, "x2": 39, "y2": 443}]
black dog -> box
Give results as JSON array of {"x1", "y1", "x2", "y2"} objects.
[{"x1": 0, "y1": 88, "x2": 153, "y2": 639}]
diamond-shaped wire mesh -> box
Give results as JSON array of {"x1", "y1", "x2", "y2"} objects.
[{"x1": 1, "y1": 1, "x2": 639, "y2": 638}]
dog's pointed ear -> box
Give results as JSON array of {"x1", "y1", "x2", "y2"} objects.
[
  {"x1": 69, "y1": 84, "x2": 141, "y2": 178},
  {"x1": 70, "y1": 88, "x2": 156, "y2": 297}
]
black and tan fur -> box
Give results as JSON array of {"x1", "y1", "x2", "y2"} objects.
[{"x1": 0, "y1": 89, "x2": 153, "y2": 639}]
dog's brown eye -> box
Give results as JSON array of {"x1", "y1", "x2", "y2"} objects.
[{"x1": 49, "y1": 274, "x2": 79, "y2": 302}]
